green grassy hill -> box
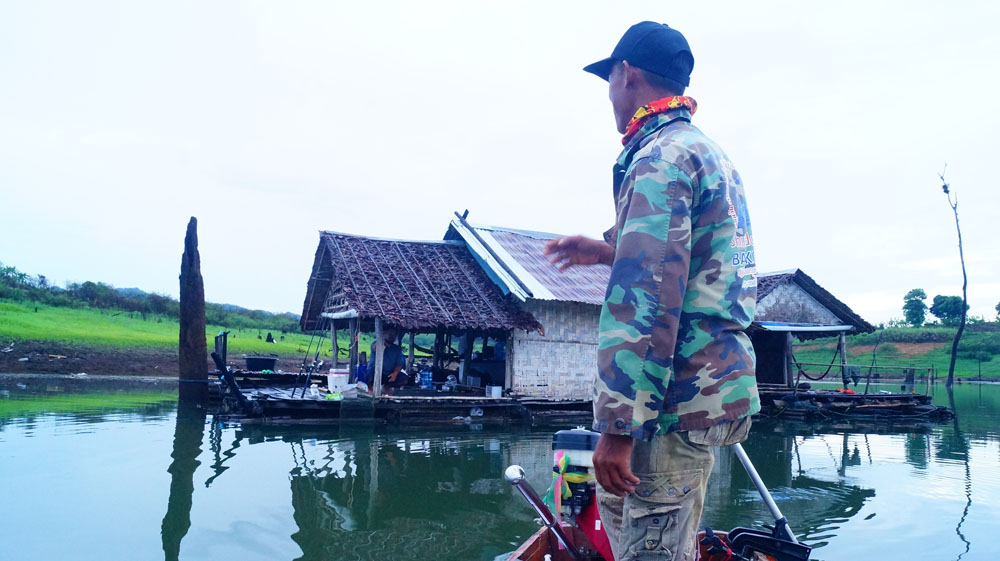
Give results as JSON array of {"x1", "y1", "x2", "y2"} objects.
[
  {"x1": 0, "y1": 300, "x2": 322, "y2": 356},
  {"x1": 792, "y1": 325, "x2": 1000, "y2": 380}
]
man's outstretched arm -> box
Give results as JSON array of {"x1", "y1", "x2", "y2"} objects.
[{"x1": 543, "y1": 235, "x2": 614, "y2": 270}]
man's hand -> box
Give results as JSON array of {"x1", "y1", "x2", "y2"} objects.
[
  {"x1": 543, "y1": 236, "x2": 614, "y2": 271},
  {"x1": 593, "y1": 433, "x2": 640, "y2": 497}
]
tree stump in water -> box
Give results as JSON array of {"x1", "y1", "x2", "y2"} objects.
[{"x1": 178, "y1": 217, "x2": 208, "y2": 402}]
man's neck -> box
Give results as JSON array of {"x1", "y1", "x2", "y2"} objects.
[{"x1": 630, "y1": 89, "x2": 677, "y2": 117}]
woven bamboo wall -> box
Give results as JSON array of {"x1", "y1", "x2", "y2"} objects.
[{"x1": 510, "y1": 300, "x2": 600, "y2": 399}]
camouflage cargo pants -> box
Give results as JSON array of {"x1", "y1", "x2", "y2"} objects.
[{"x1": 596, "y1": 419, "x2": 750, "y2": 561}]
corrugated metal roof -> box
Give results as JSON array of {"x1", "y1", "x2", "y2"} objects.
[{"x1": 446, "y1": 220, "x2": 610, "y2": 305}]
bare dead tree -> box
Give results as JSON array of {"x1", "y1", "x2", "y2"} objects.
[{"x1": 940, "y1": 166, "x2": 967, "y2": 388}]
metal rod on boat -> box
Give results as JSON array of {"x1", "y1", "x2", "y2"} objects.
[
  {"x1": 504, "y1": 465, "x2": 584, "y2": 561},
  {"x1": 732, "y1": 443, "x2": 798, "y2": 544}
]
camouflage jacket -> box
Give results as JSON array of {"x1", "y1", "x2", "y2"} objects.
[{"x1": 593, "y1": 105, "x2": 761, "y2": 441}]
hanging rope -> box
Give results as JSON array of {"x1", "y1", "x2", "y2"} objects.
[
  {"x1": 863, "y1": 329, "x2": 884, "y2": 395},
  {"x1": 792, "y1": 343, "x2": 841, "y2": 381}
]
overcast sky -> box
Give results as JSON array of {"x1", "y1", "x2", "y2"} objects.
[{"x1": 1, "y1": 1, "x2": 997, "y2": 324}]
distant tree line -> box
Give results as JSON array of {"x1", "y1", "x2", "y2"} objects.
[
  {"x1": 901, "y1": 288, "x2": 981, "y2": 328},
  {"x1": 0, "y1": 261, "x2": 300, "y2": 333},
  {"x1": 898, "y1": 287, "x2": 999, "y2": 363}
]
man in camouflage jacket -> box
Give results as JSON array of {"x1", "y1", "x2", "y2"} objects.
[{"x1": 545, "y1": 22, "x2": 760, "y2": 560}]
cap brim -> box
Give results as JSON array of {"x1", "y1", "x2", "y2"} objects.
[{"x1": 583, "y1": 57, "x2": 616, "y2": 81}]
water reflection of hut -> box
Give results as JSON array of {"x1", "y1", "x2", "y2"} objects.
[{"x1": 282, "y1": 432, "x2": 546, "y2": 560}]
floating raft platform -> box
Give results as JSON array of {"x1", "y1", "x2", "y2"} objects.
[
  {"x1": 212, "y1": 383, "x2": 593, "y2": 427},
  {"x1": 756, "y1": 383, "x2": 953, "y2": 421},
  {"x1": 211, "y1": 382, "x2": 953, "y2": 427}
]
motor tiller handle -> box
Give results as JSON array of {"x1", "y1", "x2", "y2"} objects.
[
  {"x1": 505, "y1": 465, "x2": 584, "y2": 561},
  {"x1": 731, "y1": 443, "x2": 798, "y2": 544}
]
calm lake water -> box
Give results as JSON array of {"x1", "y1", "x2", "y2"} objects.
[{"x1": 1, "y1": 376, "x2": 997, "y2": 561}]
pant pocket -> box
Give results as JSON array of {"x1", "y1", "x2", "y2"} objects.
[{"x1": 620, "y1": 469, "x2": 704, "y2": 561}]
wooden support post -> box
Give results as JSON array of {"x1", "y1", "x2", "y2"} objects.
[
  {"x1": 178, "y1": 217, "x2": 208, "y2": 403},
  {"x1": 504, "y1": 333, "x2": 514, "y2": 391},
  {"x1": 839, "y1": 332, "x2": 849, "y2": 389},
  {"x1": 432, "y1": 329, "x2": 443, "y2": 370},
  {"x1": 331, "y1": 323, "x2": 339, "y2": 369},
  {"x1": 373, "y1": 318, "x2": 384, "y2": 398},
  {"x1": 348, "y1": 319, "x2": 358, "y2": 381},
  {"x1": 460, "y1": 332, "x2": 474, "y2": 384},
  {"x1": 784, "y1": 332, "x2": 795, "y2": 388},
  {"x1": 407, "y1": 331, "x2": 415, "y2": 373}
]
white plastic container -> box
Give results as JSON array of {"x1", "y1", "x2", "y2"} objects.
[
  {"x1": 486, "y1": 385, "x2": 502, "y2": 399},
  {"x1": 328, "y1": 369, "x2": 350, "y2": 392}
]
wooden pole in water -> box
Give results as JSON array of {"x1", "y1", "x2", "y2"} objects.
[
  {"x1": 838, "y1": 332, "x2": 848, "y2": 389},
  {"x1": 178, "y1": 217, "x2": 208, "y2": 402}
]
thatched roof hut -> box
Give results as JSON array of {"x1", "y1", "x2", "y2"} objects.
[{"x1": 300, "y1": 232, "x2": 540, "y2": 333}]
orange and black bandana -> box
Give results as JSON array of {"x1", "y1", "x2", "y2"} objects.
[{"x1": 621, "y1": 96, "x2": 698, "y2": 145}]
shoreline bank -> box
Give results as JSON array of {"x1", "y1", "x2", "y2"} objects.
[{"x1": 0, "y1": 339, "x2": 306, "y2": 377}]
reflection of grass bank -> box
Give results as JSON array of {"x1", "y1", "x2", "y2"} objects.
[{"x1": 0, "y1": 391, "x2": 176, "y2": 419}]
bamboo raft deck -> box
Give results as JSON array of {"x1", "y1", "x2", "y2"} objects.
[
  {"x1": 212, "y1": 380, "x2": 952, "y2": 427},
  {"x1": 211, "y1": 382, "x2": 594, "y2": 427},
  {"x1": 756, "y1": 383, "x2": 953, "y2": 421}
]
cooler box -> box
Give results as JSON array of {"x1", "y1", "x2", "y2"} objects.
[{"x1": 486, "y1": 385, "x2": 502, "y2": 398}]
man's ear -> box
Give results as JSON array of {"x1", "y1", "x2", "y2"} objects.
[{"x1": 621, "y1": 60, "x2": 640, "y2": 89}]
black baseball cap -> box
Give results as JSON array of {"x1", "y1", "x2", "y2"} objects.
[{"x1": 583, "y1": 21, "x2": 694, "y2": 86}]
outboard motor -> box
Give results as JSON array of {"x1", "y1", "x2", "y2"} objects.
[
  {"x1": 507, "y1": 434, "x2": 811, "y2": 561},
  {"x1": 548, "y1": 427, "x2": 598, "y2": 515},
  {"x1": 545, "y1": 428, "x2": 613, "y2": 561}
]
